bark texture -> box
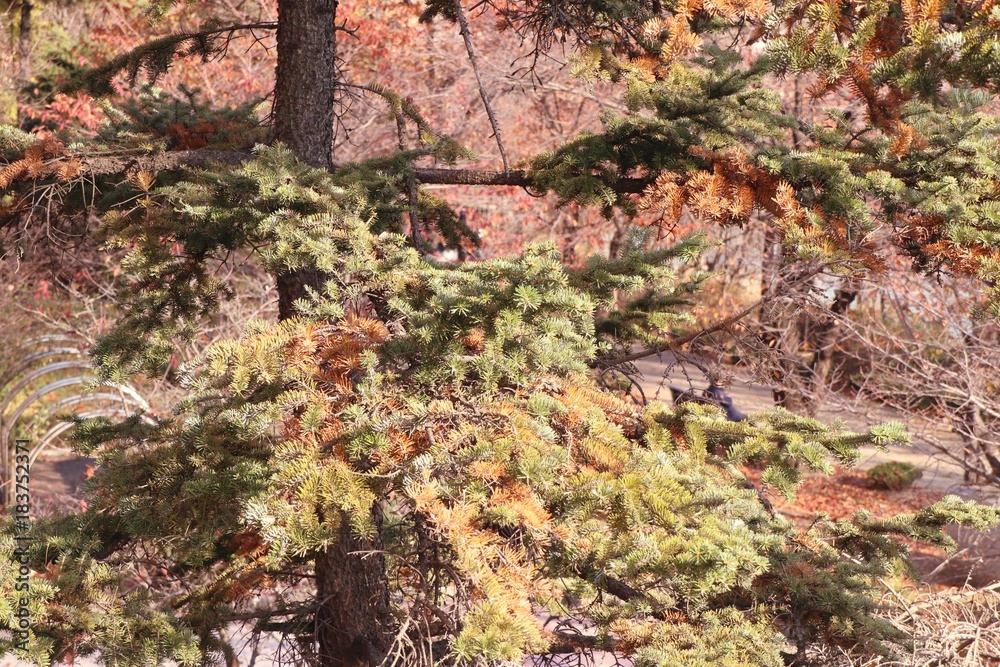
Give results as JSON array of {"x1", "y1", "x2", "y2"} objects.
[
  {"x1": 271, "y1": 0, "x2": 339, "y2": 171},
  {"x1": 313, "y1": 514, "x2": 393, "y2": 667}
]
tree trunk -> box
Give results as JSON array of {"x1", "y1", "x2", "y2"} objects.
[
  {"x1": 271, "y1": 2, "x2": 392, "y2": 664},
  {"x1": 271, "y1": 0, "x2": 338, "y2": 171},
  {"x1": 276, "y1": 267, "x2": 328, "y2": 321},
  {"x1": 313, "y1": 513, "x2": 393, "y2": 667},
  {"x1": 18, "y1": 1, "x2": 33, "y2": 86},
  {"x1": 272, "y1": 0, "x2": 339, "y2": 321}
]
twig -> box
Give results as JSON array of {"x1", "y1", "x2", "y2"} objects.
[
  {"x1": 453, "y1": 0, "x2": 510, "y2": 172},
  {"x1": 395, "y1": 114, "x2": 423, "y2": 249},
  {"x1": 592, "y1": 266, "x2": 824, "y2": 368}
]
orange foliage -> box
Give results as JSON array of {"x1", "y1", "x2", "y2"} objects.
[{"x1": 167, "y1": 120, "x2": 219, "y2": 150}]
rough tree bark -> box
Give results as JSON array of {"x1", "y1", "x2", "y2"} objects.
[
  {"x1": 312, "y1": 515, "x2": 393, "y2": 667},
  {"x1": 271, "y1": 1, "x2": 393, "y2": 665},
  {"x1": 272, "y1": 0, "x2": 337, "y2": 322},
  {"x1": 271, "y1": 0, "x2": 338, "y2": 171}
]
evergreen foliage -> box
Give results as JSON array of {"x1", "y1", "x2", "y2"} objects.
[
  {"x1": 66, "y1": 22, "x2": 276, "y2": 98},
  {"x1": 3, "y1": 148, "x2": 998, "y2": 666},
  {"x1": 3, "y1": 0, "x2": 1000, "y2": 665},
  {"x1": 867, "y1": 461, "x2": 923, "y2": 491},
  {"x1": 503, "y1": 0, "x2": 1000, "y2": 312}
]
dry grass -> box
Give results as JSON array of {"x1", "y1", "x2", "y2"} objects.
[{"x1": 809, "y1": 584, "x2": 1000, "y2": 666}]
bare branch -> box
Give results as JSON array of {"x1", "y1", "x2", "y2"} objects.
[
  {"x1": 453, "y1": 0, "x2": 510, "y2": 172},
  {"x1": 593, "y1": 267, "x2": 824, "y2": 368}
]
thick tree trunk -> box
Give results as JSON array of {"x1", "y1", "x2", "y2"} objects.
[
  {"x1": 276, "y1": 267, "x2": 327, "y2": 320},
  {"x1": 271, "y1": 0, "x2": 338, "y2": 170},
  {"x1": 271, "y1": 2, "x2": 392, "y2": 664},
  {"x1": 313, "y1": 513, "x2": 393, "y2": 667},
  {"x1": 760, "y1": 226, "x2": 809, "y2": 411},
  {"x1": 272, "y1": 0, "x2": 339, "y2": 321}
]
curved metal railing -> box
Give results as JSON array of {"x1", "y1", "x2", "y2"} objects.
[{"x1": 0, "y1": 335, "x2": 153, "y2": 506}]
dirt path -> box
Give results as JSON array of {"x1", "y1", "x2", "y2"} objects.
[
  {"x1": 630, "y1": 354, "x2": 972, "y2": 494},
  {"x1": 631, "y1": 354, "x2": 1000, "y2": 585}
]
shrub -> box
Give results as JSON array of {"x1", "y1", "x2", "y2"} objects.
[{"x1": 868, "y1": 461, "x2": 923, "y2": 490}]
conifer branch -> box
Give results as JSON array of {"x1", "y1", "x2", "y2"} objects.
[
  {"x1": 32, "y1": 149, "x2": 652, "y2": 192},
  {"x1": 224, "y1": 605, "x2": 315, "y2": 623},
  {"x1": 68, "y1": 23, "x2": 279, "y2": 96},
  {"x1": 73, "y1": 149, "x2": 252, "y2": 176},
  {"x1": 414, "y1": 167, "x2": 649, "y2": 191}
]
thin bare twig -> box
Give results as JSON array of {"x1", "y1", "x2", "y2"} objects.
[
  {"x1": 395, "y1": 114, "x2": 423, "y2": 248},
  {"x1": 593, "y1": 267, "x2": 825, "y2": 368},
  {"x1": 453, "y1": 0, "x2": 510, "y2": 172}
]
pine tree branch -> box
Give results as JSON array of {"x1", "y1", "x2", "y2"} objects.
[
  {"x1": 74, "y1": 150, "x2": 253, "y2": 176},
  {"x1": 412, "y1": 166, "x2": 535, "y2": 187},
  {"x1": 224, "y1": 605, "x2": 315, "y2": 623},
  {"x1": 419, "y1": 167, "x2": 650, "y2": 191},
  {"x1": 68, "y1": 23, "x2": 279, "y2": 95},
  {"x1": 597, "y1": 572, "x2": 648, "y2": 603},
  {"x1": 54, "y1": 150, "x2": 652, "y2": 192}
]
